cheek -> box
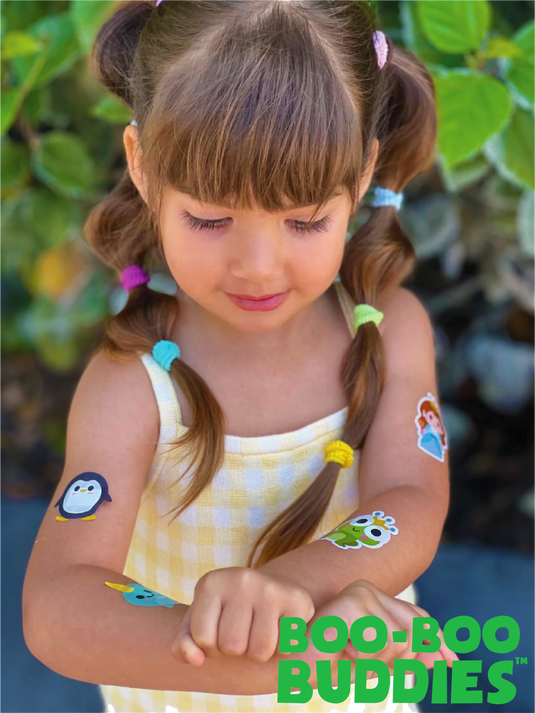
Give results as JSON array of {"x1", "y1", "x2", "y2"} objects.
[
  {"x1": 162, "y1": 236, "x2": 222, "y2": 285},
  {"x1": 288, "y1": 231, "x2": 346, "y2": 281}
]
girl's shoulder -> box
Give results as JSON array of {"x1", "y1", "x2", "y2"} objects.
[
  {"x1": 78, "y1": 350, "x2": 161, "y2": 447},
  {"x1": 378, "y1": 287, "x2": 432, "y2": 338},
  {"x1": 377, "y1": 287, "x2": 434, "y2": 368}
]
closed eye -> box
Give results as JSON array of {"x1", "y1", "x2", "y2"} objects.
[{"x1": 182, "y1": 212, "x2": 333, "y2": 235}]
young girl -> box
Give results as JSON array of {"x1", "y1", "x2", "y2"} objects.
[{"x1": 22, "y1": 1, "x2": 456, "y2": 712}]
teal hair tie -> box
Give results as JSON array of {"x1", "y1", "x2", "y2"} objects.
[
  {"x1": 354, "y1": 304, "x2": 384, "y2": 331},
  {"x1": 152, "y1": 340, "x2": 181, "y2": 371}
]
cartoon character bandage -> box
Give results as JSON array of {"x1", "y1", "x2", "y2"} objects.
[
  {"x1": 319, "y1": 510, "x2": 398, "y2": 550},
  {"x1": 55, "y1": 472, "x2": 112, "y2": 521},
  {"x1": 105, "y1": 582, "x2": 181, "y2": 608},
  {"x1": 415, "y1": 393, "x2": 448, "y2": 463}
]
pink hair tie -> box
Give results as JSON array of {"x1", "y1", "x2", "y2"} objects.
[
  {"x1": 154, "y1": 0, "x2": 163, "y2": 6},
  {"x1": 121, "y1": 265, "x2": 151, "y2": 291},
  {"x1": 373, "y1": 30, "x2": 389, "y2": 70}
]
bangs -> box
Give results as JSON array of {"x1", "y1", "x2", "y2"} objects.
[{"x1": 140, "y1": 1, "x2": 364, "y2": 222}]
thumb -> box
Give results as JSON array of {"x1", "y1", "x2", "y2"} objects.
[{"x1": 171, "y1": 607, "x2": 206, "y2": 666}]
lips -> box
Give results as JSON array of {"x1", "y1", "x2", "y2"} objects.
[
  {"x1": 230, "y1": 293, "x2": 284, "y2": 300},
  {"x1": 226, "y1": 290, "x2": 291, "y2": 311}
]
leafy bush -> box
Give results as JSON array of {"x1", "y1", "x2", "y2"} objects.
[{"x1": 1, "y1": 0, "x2": 533, "y2": 371}]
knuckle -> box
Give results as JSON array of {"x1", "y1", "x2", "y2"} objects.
[
  {"x1": 193, "y1": 634, "x2": 212, "y2": 651},
  {"x1": 235, "y1": 568, "x2": 256, "y2": 592},
  {"x1": 220, "y1": 639, "x2": 247, "y2": 656},
  {"x1": 249, "y1": 648, "x2": 272, "y2": 664},
  {"x1": 262, "y1": 579, "x2": 280, "y2": 598}
]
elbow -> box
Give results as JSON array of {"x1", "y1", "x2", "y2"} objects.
[
  {"x1": 23, "y1": 595, "x2": 49, "y2": 668},
  {"x1": 22, "y1": 581, "x2": 65, "y2": 677}
]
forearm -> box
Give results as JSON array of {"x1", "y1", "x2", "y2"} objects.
[
  {"x1": 23, "y1": 563, "x2": 282, "y2": 695},
  {"x1": 259, "y1": 485, "x2": 447, "y2": 608}
]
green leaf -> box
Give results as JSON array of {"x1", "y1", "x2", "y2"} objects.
[
  {"x1": 70, "y1": 0, "x2": 115, "y2": 54},
  {"x1": 11, "y1": 14, "x2": 82, "y2": 89},
  {"x1": 0, "y1": 193, "x2": 43, "y2": 276},
  {"x1": 31, "y1": 131, "x2": 97, "y2": 198},
  {"x1": 484, "y1": 106, "x2": 535, "y2": 190},
  {"x1": 25, "y1": 188, "x2": 80, "y2": 248},
  {"x1": 1, "y1": 30, "x2": 42, "y2": 59},
  {"x1": 483, "y1": 36, "x2": 523, "y2": 60},
  {"x1": 0, "y1": 137, "x2": 31, "y2": 192},
  {"x1": 435, "y1": 70, "x2": 512, "y2": 170},
  {"x1": 91, "y1": 94, "x2": 132, "y2": 124},
  {"x1": 505, "y1": 57, "x2": 535, "y2": 110},
  {"x1": 517, "y1": 190, "x2": 534, "y2": 257},
  {"x1": 503, "y1": 21, "x2": 534, "y2": 111},
  {"x1": 0, "y1": 1, "x2": 51, "y2": 33},
  {"x1": 399, "y1": 0, "x2": 465, "y2": 68},
  {"x1": 514, "y1": 20, "x2": 534, "y2": 62},
  {"x1": 21, "y1": 85, "x2": 54, "y2": 126},
  {"x1": 1, "y1": 85, "x2": 21, "y2": 136},
  {"x1": 418, "y1": 0, "x2": 492, "y2": 54},
  {"x1": 440, "y1": 152, "x2": 491, "y2": 193}
]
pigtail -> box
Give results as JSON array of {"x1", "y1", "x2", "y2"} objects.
[
  {"x1": 84, "y1": 2, "x2": 227, "y2": 514},
  {"x1": 247, "y1": 41, "x2": 437, "y2": 569}
]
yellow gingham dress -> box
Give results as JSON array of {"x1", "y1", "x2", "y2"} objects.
[{"x1": 100, "y1": 279, "x2": 419, "y2": 713}]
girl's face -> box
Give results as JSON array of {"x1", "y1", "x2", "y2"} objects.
[
  {"x1": 124, "y1": 128, "x2": 378, "y2": 338},
  {"x1": 158, "y1": 187, "x2": 352, "y2": 334},
  {"x1": 423, "y1": 409, "x2": 444, "y2": 435}
]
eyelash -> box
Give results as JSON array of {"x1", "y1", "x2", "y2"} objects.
[{"x1": 183, "y1": 212, "x2": 333, "y2": 234}]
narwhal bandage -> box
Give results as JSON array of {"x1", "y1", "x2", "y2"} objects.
[
  {"x1": 105, "y1": 582, "x2": 181, "y2": 608},
  {"x1": 54, "y1": 472, "x2": 112, "y2": 521},
  {"x1": 319, "y1": 510, "x2": 398, "y2": 550}
]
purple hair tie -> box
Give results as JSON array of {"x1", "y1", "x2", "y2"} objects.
[
  {"x1": 373, "y1": 30, "x2": 389, "y2": 70},
  {"x1": 121, "y1": 265, "x2": 151, "y2": 291},
  {"x1": 154, "y1": 0, "x2": 163, "y2": 6}
]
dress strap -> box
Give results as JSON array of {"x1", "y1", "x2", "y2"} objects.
[
  {"x1": 333, "y1": 279, "x2": 357, "y2": 339},
  {"x1": 138, "y1": 353, "x2": 184, "y2": 443}
]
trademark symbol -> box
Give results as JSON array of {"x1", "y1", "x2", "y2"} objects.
[{"x1": 515, "y1": 657, "x2": 528, "y2": 665}]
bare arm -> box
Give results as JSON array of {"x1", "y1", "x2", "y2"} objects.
[
  {"x1": 22, "y1": 352, "x2": 284, "y2": 696},
  {"x1": 25, "y1": 563, "x2": 283, "y2": 694},
  {"x1": 260, "y1": 289, "x2": 450, "y2": 607}
]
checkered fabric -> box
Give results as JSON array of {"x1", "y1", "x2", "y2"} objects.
[{"x1": 99, "y1": 279, "x2": 418, "y2": 713}]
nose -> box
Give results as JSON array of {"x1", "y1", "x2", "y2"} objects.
[{"x1": 229, "y1": 231, "x2": 284, "y2": 282}]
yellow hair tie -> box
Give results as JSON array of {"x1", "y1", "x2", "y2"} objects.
[
  {"x1": 354, "y1": 304, "x2": 384, "y2": 331},
  {"x1": 325, "y1": 440, "x2": 354, "y2": 469}
]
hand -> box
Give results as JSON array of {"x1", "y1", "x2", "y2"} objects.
[
  {"x1": 170, "y1": 567, "x2": 315, "y2": 667},
  {"x1": 298, "y1": 579, "x2": 458, "y2": 686}
]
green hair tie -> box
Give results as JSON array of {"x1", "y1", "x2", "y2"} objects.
[{"x1": 353, "y1": 304, "x2": 384, "y2": 331}]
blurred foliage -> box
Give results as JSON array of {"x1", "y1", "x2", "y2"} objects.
[{"x1": 1, "y1": 0, "x2": 534, "y2": 375}]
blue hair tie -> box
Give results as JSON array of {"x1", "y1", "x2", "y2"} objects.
[
  {"x1": 152, "y1": 340, "x2": 181, "y2": 371},
  {"x1": 371, "y1": 186, "x2": 404, "y2": 210}
]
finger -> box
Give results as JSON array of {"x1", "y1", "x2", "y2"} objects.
[
  {"x1": 171, "y1": 608, "x2": 206, "y2": 667},
  {"x1": 437, "y1": 627, "x2": 459, "y2": 666},
  {"x1": 189, "y1": 595, "x2": 223, "y2": 659},
  {"x1": 218, "y1": 601, "x2": 253, "y2": 657},
  {"x1": 347, "y1": 604, "x2": 403, "y2": 668},
  {"x1": 366, "y1": 597, "x2": 422, "y2": 664},
  {"x1": 246, "y1": 608, "x2": 279, "y2": 663},
  {"x1": 409, "y1": 609, "x2": 458, "y2": 665}
]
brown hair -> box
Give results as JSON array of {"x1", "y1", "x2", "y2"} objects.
[{"x1": 85, "y1": 0, "x2": 437, "y2": 568}]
